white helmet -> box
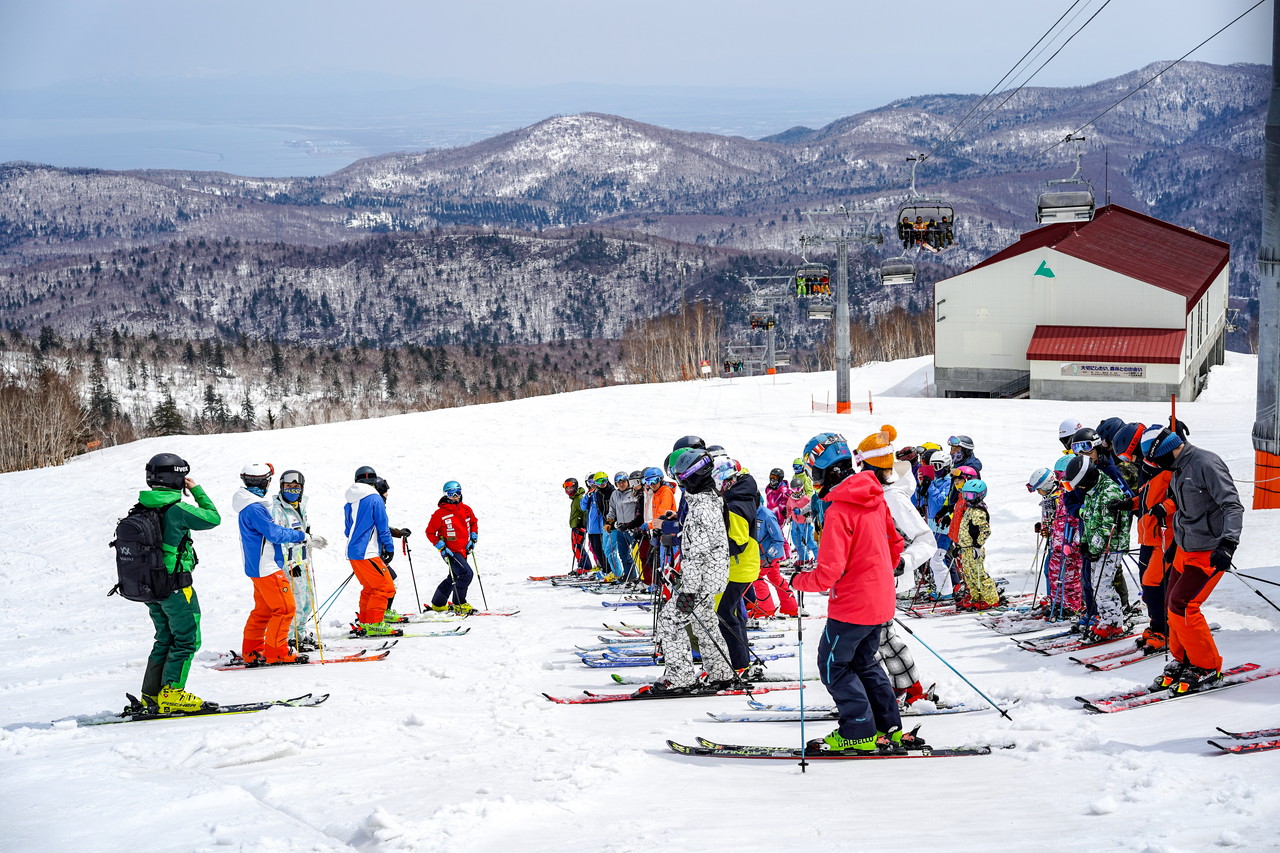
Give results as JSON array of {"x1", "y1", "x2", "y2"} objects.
[
  {"x1": 240, "y1": 462, "x2": 274, "y2": 489},
  {"x1": 1058, "y1": 418, "x2": 1083, "y2": 440},
  {"x1": 1027, "y1": 467, "x2": 1055, "y2": 493}
]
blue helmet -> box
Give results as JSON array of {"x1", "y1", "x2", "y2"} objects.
[
  {"x1": 802, "y1": 433, "x2": 852, "y2": 484},
  {"x1": 1111, "y1": 422, "x2": 1147, "y2": 463},
  {"x1": 641, "y1": 466, "x2": 664, "y2": 486},
  {"x1": 1140, "y1": 426, "x2": 1183, "y2": 468},
  {"x1": 443, "y1": 480, "x2": 462, "y2": 496},
  {"x1": 960, "y1": 479, "x2": 988, "y2": 502}
]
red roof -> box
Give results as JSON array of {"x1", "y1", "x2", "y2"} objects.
[
  {"x1": 1025, "y1": 325, "x2": 1185, "y2": 365},
  {"x1": 967, "y1": 205, "x2": 1228, "y2": 312}
]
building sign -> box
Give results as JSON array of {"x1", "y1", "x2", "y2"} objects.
[{"x1": 1060, "y1": 363, "x2": 1146, "y2": 379}]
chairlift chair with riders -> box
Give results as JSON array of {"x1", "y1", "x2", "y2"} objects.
[
  {"x1": 896, "y1": 156, "x2": 955, "y2": 253},
  {"x1": 880, "y1": 256, "x2": 916, "y2": 286},
  {"x1": 749, "y1": 312, "x2": 777, "y2": 330},
  {"x1": 1037, "y1": 135, "x2": 1096, "y2": 224},
  {"x1": 795, "y1": 263, "x2": 831, "y2": 296}
]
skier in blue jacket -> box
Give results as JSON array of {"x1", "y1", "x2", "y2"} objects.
[{"x1": 234, "y1": 463, "x2": 307, "y2": 664}]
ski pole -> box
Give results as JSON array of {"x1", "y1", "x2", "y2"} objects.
[
  {"x1": 1232, "y1": 570, "x2": 1280, "y2": 589},
  {"x1": 302, "y1": 540, "x2": 326, "y2": 662},
  {"x1": 470, "y1": 550, "x2": 489, "y2": 610},
  {"x1": 316, "y1": 571, "x2": 354, "y2": 621},
  {"x1": 1228, "y1": 563, "x2": 1280, "y2": 614},
  {"x1": 403, "y1": 537, "x2": 423, "y2": 612},
  {"x1": 797, "y1": 591, "x2": 808, "y2": 773},
  {"x1": 893, "y1": 617, "x2": 1013, "y2": 721}
]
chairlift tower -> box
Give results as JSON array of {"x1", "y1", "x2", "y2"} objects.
[
  {"x1": 742, "y1": 275, "x2": 794, "y2": 375},
  {"x1": 800, "y1": 205, "x2": 883, "y2": 413},
  {"x1": 1254, "y1": 3, "x2": 1280, "y2": 508}
]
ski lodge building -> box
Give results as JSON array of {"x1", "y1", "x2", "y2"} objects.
[{"x1": 933, "y1": 205, "x2": 1229, "y2": 401}]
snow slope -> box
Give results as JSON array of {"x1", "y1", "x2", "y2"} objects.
[{"x1": 3, "y1": 353, "x2": 1279, "y2": 853}]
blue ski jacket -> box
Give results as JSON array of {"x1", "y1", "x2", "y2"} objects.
[
  {"x1": 232, "y1": 487, "x2": 305, "y2": 578},
  {"x1": 344, "y1": 482, "x2": 394, "y2": 560}
]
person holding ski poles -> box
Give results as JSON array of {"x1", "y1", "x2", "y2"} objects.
[
  {"x1": 272, "y1": 469, "x2": 327, "y2": 653},
  {"x1": 344, "y1": 465, "x2": 397, "y2": 635},
  {"x1": 425, "y1": 480, "x2": 479, "y2": 614},
  {"x1": 235, "y1": 463, "x2": 308, "y2": 665}
]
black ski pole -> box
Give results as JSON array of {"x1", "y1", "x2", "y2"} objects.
[
  {"x1": 797, "y1": 591, "x2": 808, "y2": 773},
  {"x1": 1228, "y1": 563, "x2": 1280, "y2": 613},
  {"x1": 893, "y1": 617, "x2": 1013, "y2": 720},
  {"x1": 470, "y1": 551, "x2": 489, "y2": 610},
  {"x1": 1232, "y1": 570, "x2": 1280, "y2": 589},
  {"x1": 403, "y1": 538, "x2": 422, "y2": 613}
]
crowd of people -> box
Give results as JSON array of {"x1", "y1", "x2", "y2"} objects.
[
  {"x1": 120, "y1": 456, "x2": 480, "y2": 715},
  {"x1": 897, "y1": 215, "x2": 954, "y2": 251}
]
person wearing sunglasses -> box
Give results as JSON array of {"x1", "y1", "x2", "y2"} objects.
[
  {"x1": 271, "y1": 470, "x2": 328, "y2": 654},
  {"x1": 947, "y1": 435, "x2": 982, "y2": 474},
  {"x1": 425, "y1": 481, "x2": 479, "y2": 614}
]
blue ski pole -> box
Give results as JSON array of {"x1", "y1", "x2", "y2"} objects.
[{"x1": 893, "y1": 617, "x2": 1013, "y2": 721}]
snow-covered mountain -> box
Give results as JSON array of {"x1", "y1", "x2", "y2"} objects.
[{"x1": 2, "y1": 354, "x2": 1277, "y2": 851}]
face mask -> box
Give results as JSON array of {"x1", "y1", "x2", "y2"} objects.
[{"x1": 281, "y1": 486, "x2": 303, "y2": 502}]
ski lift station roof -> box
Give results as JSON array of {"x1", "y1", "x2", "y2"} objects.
[{"x1": 933, "y1": 205, "x2": 1230, "y2": 403}]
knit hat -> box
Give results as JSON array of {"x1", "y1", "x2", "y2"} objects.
[{"x1": 856, "y1": 424, "x2": 898, "y2": 469}]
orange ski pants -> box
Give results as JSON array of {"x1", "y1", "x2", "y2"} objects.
[
  {"x1": 242, "y1": 571, "x2": 296, "y2": 662},
  {"x1": 1167, "y1": 548, "x2": 1224, "y2": 671},
  {"x1": 351, "y1": 556, "x2": 397, "y2": 624}
]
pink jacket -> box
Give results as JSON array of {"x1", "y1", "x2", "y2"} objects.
[
  {"x1": 765, "y1": 482, "x2": 792, "y2": 523},
  {"x1": 791, "y1": 471, "x2": 903, "y2": 625},
  {"x1": 785, "y1": 492, "x2": 812, "y2": 525}
]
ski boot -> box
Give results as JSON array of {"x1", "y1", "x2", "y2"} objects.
[
  {"x1": 1173, "y1": 665, "x2": 1222, "y2": 695},
  {"x1": 1081, "y1": 624, "x2": 1126, "y2": 645},
  {"x1": 450, "y1": 602, "x2": 476, "y2": 615},
  {"x1": 736, "y1": 664, "x2": 766, "y2": 683},
  {"x1": 350, "y1": 621, "x2": 402, "y2": 638},
  {"x1": 808, "y1": 729, "x2": 878, "y2": 755},
  {"x1": 298, "y1": 635, "x2": 320, "y2": 653},
  {"x1": 1152, "y1": 660, "x2": 1186, "y2": 692},
  {"x1": 382, "y1": 608, "x2": 401, "y2": 623},
  {"x1": 643, "y1": 678, "x2": 693, "y2": 696},
  {"x1": 427, "y1": 603, "x2": 449, "y2": 612},
  {"x1": 157, "y1": 685, "x2": 216, "y2": 714}
]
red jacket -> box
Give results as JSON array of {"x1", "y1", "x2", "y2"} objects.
[
  {"x1": 426, "y1": 499, "x2": 477, "y2": 555},
  {"x1": 792, "y1": 471, "x2": 903, "y2": 624}
]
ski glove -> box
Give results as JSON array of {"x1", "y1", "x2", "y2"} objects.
[
  {"x1": 1107, "y1": 497, "x2": 1131, "y2": 514},
  {"x1": 1209, "y1": 539, "x2": 1238, "y2": 574},
  {"x1": 379, "y1": 549, "x2": 394, "y2": 565},
  {"x1": 674, "y1": 592, "x2": 697, "y2": 614},
  {"x1": 468, "y1": 533, "x2": 478, "y2": 553},
  {"x1": 894, "y1": 557, "x2": 905, "y2": 577},
  {"x1": 1147, "y1": 503, "x2": 1168, "y2": 523},
  {"x1": 310, "y1": 535, "x2": 328, "y2": 550},
  {"x1": 1163, "y1": 543, "x2": 1178, "y2": 567}
]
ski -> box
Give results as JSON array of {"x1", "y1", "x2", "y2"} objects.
[
  {"x1": 1208, "y1": 738, "x2": 1280, "y2": 754},
  {"x1": 400, "y1": 609, "x2": 519, "y2": 621},
  {"x1": 528, "y1": 574, "x2": 574, "y2": 582},
  {"x1": 1078, "y1": 664, "x2": 1278, "y2": 713},
  {"x1": 668, "y1": 737, "x2": 992, "y2": 760},
  {"x1": 1215, "y1": 725, "x2": 1280, "y2": 740},
  {"x1": 610, "y1": 671, "x2": 816, "y2": 685},
  {"x1": 579, "y1": 651, "x2": 796, "y2": 668},
  {"x1": 347, "y1": 625, "x2": 470, "y2": 640},
  {"x1": 1018, "y1": 630, "x2": 1136, "y2": 656},
  {"x1": 589, "y1": 642, "x2": 793, "y2": 658},
  {"x1": 707, "y1": 702, "x2": 1000, "y2": 722},
  {"x1": 601, "y1": 600, "x2": 647, "y2": 608},
  {"x1": 744, "y1": 698, "x2": 1019, "y2": 714},
  {"x1": 74, "y1": 692, "x2": 329, "y2": 726},
  {"x1": 212, "y1": 649, "x2": 392, "y2": 670},
  {"x1": 1075, "y1": 649, "x2": 1162, "y2": 671},
  {"x1": 1069, "y1": 643, "x2": 1148, "y2": 667},
  {"x1": 543, "y1": 682, "x2": 802, "y2": 704}
]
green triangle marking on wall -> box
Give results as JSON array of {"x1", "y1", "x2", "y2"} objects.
[{"x1": 1034, "y1": 260, "x2": 1055, "y2": 278}]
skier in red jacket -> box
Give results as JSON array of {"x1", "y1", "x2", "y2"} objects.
[
  {"x1": 791, "y1": 432, "x2": 907, "y2": 755},
  {"x1": 425, "y1": 480, "x2": 478, "y2": 614}
]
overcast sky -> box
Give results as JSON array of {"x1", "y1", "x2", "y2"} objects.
[{"x1": 0, "y1": 0, "x2": 1270, "y2": 96}]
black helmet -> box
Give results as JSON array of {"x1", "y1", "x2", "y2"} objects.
[
  {"x1": 671, "y1": 448, "x2": 715, "y2": 492},
  {"x1": 279, "y1": 470, "x2": 304, "y2": 488},
  {"x1": 1070, "y1": 427, "x2": 1102, "y2": 455},
  {"x1": 672, "y1": 435, "x2": 706, "y2": 453},
  {"x1": 355, "y1": 465, "x2": 378, "y2": 483},
  {"x1": 1063, "y1": 454, "x2": 1099, "y2": 492},
  {"x1": 628, "y1": 470, "x2": 643, "y2": 483},
  {"x1": 769, "y1": 467, "x2": 785, "y2": 483},
  {"x1": 146, "y1": 453, "x2": 190, "y2": 489},
  {"x1": 562, "y1": 477, "x2": 579, "y2": 492},
  {"x1": 374, "y1": 477, "x2": 390, "y2": 497}
]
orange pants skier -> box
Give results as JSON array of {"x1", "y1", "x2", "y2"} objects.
[
  {"x1": 242, "y1": 571, "x2": 297, "y2": 662},
  {"x1": 351, "y1": 556, "x2": 397, "y2": 624}
]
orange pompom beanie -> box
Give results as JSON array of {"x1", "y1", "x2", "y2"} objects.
[{"x1": 857, "y1": 425, "x2": 898, "y2": 469}]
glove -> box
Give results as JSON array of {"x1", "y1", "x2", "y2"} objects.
[
  {"x1": 1148, "y1": 504, "x2": 1167, "y2": 523},
  {"x1": 379, "y1": 549, "x2": 394, "y2": 565},
  {"x1": 946, "y1": 545, "x2": 959, "y2": 560},
  {"x1": 935, "y1": 512, "x2": 951, "y2": 528},
  {"x1": 1034, "y1": 521, "x2": 1042, "y2": 535},
  {"x1": 674, "y1": 592, "x2": 697, "y2": 614},
  {"x1": 1107, "y1": 498, "x2": 1131, "y2": 514},
  {"x1": 436, "y1": 542, "x2": 450, "y2": 562},
  {"x1": 1163, "y1": 543, "x2": 1177, "y2": 566},
  {"x1": 468, "y1": 532, "x2": 478, "y2": 552},
  {"x1": 1209, "y1": 539, "x2": 1238, "y2": 574},
  {"x1": 310, "y1": 535, "x2": 328, "y2": 550},
  {"x1": 894, "y1": 557, "x2": 905, "y2": 577},
  {"x1": 604, "y1": 522, "x2": 614, "y2": 532},
  {"x1": 290, "y1": 566, "x2": 302, "y2": 578}
]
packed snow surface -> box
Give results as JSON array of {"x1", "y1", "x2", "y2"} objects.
[{"x1": 3, "y1": 353, "x2": 1279, "y2": 852}]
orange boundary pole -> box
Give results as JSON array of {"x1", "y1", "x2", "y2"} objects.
[{"x1": 1256, "y1": 450, "x2": 1280, "y2": 509}]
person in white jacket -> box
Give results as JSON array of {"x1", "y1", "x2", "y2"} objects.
[
  {"x1": 856, "y1": 429, "x2": 943, "y2": 708},
  {"x1": 271, "y1": 470, "x2": 328, "y2": 653}
]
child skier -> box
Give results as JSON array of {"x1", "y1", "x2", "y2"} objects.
[
  {"x1": 954, "y1": 479, "x2": 999, "y2": 609},
  {"x1": 749, "y1": 500, "x2": 799, "y2": 618},
  {"x1": 563, "y1": 477, "x2": 591, "y2": 574},
  {"x1": 1065, "y1": 455, "x2": 1131, "y2": 642},
  {"x1": 425, "y1": 480, "x2": 479, "y2": 613},
  {"x1": 764, "y1": 467, "x2": 793, "y2": 560},
  {"x1": 786, "y1": 477, "x2": 817, "y2": 565},
  {"x1": 235, "y1": 463, "x2": 308, "y2": 664}
]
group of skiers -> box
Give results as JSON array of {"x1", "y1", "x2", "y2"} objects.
[
  {"x1": 125, "y1": 456, "x2": 480, "y2": 714},
  {"x1": 1022, "y1": 416, "x2": 1242, "y2": 695},
  {"x1": 898, "y1": 215, "x2": 954, "y2": 251}
]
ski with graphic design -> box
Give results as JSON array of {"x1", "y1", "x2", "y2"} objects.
[
  {"x1": 347, "y1": 625, "x2": 470, "y2": 640},
  {"x1": 667, "y1": 736, "x2": 993, "y2": 760},
  {"x1": 542, "y1": 682, "x2": 803, "y2": 704},
  {"x1": 212, "y1": 648, "x2": 394, "y2": 670},
  {"x1": 528, "y1": 574, "x2": 574, "y2": 582},
  {"x1": 1077, "y1": 664, "x2": 1280, "y2": 713},
  {"x1": 707, "y1": 700, "x2": 1009, "y2": 721},
  {"x1": 1207, "y1": 738, "x2": 1280, "y2": 754},
  {"x1": 1216, "y1": 725, "x2": 1280, "y2": 740},
  {"x1": 582, "y1": 632, "x2": 786, "y2": 651},
  {"x1": 743, "y1": 697, "x2": 1019, "y2": 715},
  {"x1": 1070, "y1": 648, "x2": 1162, "y2": 671},
  {"x1": 579, "y1": 650, "x2": 796, "y2": 668},
  {"x1": 395, "y1": 609, "x2": 519, "y2": 622},
  {"x1": 72, "y1": 692, "x2": 330, "y2": 726},
  {"x1": 585, "y1": 641, "x2": 794, "y2": 658},
  {"x1": 610, "y1": 671, "x2": 817, "y2": 685}
]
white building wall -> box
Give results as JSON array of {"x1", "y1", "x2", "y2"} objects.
[{"x1": 1028, "y1": 360, "x2": 1182, "y2": 384}]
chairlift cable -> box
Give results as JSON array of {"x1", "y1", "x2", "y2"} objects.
[
  {"x1": 922, "y1": 0, "x2": 1086, "y2": 165},
  {"x1": 1038, "y1": 0, "x2": 1268, "y2": 158}
]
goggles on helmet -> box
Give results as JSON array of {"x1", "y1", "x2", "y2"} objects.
[{"x1": 1071, "y1": 440, "x2": 1096, "y2": 455}]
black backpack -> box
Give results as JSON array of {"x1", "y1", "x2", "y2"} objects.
[{"x1": 109, "y1": 502, "x2": 189, "y2": 602}]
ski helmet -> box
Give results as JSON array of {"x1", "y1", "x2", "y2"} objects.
[
  {"x1": 1096, "y1": 417, "x2": 1126, "y2": 446},
  {"x1": 712, "y1": 457, "x2": 740, "y2": 490},
  {"x1": 671, "y1": 448, "x2": 714, "y2": 491},
  {"x1": 896, "y1": 446, "x2": 918, "y2": 463},
  {"x1": 628, "y1": 470, "x2": 644, "y2": 485},
  {"x1": 768, "y1": 467, "x2": 785, "y2": 484},
  {"x1": 952, "y1": 465, "x2": 979, "y2": 481},
  {"x1": 1140, "y1": 426, "x2": 1183, "y2": 470},
  {"x1": 920, "y1": 441, "x2": 942, "y2": 453},
  {"x1": 672, "y1": 435, "x2": 706, "y2": 453},
  {"x1": 355, "y1": 465, "x2": 378, "y2": 483},
  {"x1": 279, "y1": 470, "x2": 304, "y2": 500},
  {"x1": 590, "y1": 471, "x2": 610, "y2": 488},
  {"x1": 1052, "y1": 455, "x2": 1072, "y2": 479},
  {"x1": 927, "y1": 449, "x2": 951, "y2": 473},
  {"x1": 375, "y1": 477, "x2": 390, "y2": 497},
  {"x1": 960, "y1": 479, "x2": 988, "y2": 502},
  {"x1": 145, "y1": 453, "x2": 190, "y2": 489},
  {"x1": 563, "y1": 477, "x2": 579, "y2": 493},
  {"x1": 1062, "y1": 454, "x2": 1099, "y2": 492},
  {"x1": 1070, "y1": 427, "x2": 1103, "y2": 455},
  {"x1": 1058, "y1": 418, "x2": 1083, "y2": 449},
  {"x1": 240, "y1": 462, "x2": 274, "y2": 491},
  {"x1": 641, "y1": 466, "x2": 663, "y2": 486},
  {"x1": 802, "y1": 432, "x2": 854, "y2": 486},
  {"x1": 790, "y1": 476, "x2": 805, "y2": 490},
  {"x1": 443, "y1": 480, "x2": 462, "y2": 496},
  {"x1": 665, "y1": 448, "x2": 689, "y2": 477},
  {"x1": 1026, "y1": 467, "x2": 1055, "y2": 493},
  {"x1": 947, "y1": 435, "x2": 974, "y2": 452},
  {"x1": 1111, "y1": 423, "x2": 1147, "y2": 463}
]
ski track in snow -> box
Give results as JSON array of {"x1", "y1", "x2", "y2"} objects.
[{"x1": 2, "y1": 353, "x2": 1280, "y2": 852}]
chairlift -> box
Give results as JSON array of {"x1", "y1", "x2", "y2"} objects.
[
  {"x1": 774, "y1": 351, "x2": 791, "y2": 367},
  {"x1": 880, "y1": 257, "x2": 916, "y2": 286},
  {"x1": 895, "y1": 156, "x2": 955, "y2": 252},
  {"x1": 807, "y1": 302, "x2": 834, "y2": 321},
  {"x1": 748, "y1": 312, "x2": 777, "y2": 330},
  {"x1": 795, "y1": 263, "x2": 831, "y2": 297},
  {"x1": 1037, "y1": 135, "x2": 1096, "y2": 224}
]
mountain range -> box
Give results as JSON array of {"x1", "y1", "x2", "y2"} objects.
[{"x1": 0, "y1": 60, "x2": 1266, "y2": 348}]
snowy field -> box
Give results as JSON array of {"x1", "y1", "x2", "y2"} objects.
[{"x1": 2, "y1": 353, "x2": 1279, "y2": 853}]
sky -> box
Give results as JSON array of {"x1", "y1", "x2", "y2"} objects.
[{"x1": 0, "y1": 0, "x2": 1271, "y2": 96}]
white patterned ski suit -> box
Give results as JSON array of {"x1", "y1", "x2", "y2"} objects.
[{"x1": 656, "y1": 490, "x2": 732, "y2": 687}]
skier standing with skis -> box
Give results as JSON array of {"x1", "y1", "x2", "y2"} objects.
[
  {"x1": 791, "y1": 433, "x2": 907, "y2": 754},
  {"x1": 272, "y1": 470, "x2": 327, "y2": 652},
  {"x1": 1064, "y1": 454, "x2": 1131, "y2": 642},
  {"x1": 133, "y1": 454, "x2": 221, "y2": 713},
  {"x1": 425, "y1": 481, "x2": 479, "y2": 614},
  {"x1": 344, "y1": 465, "x2": 397, "y2": 634},
  {"x1": 564, "y1": 478, "x2": 591, "y2": 574},
  {"x1": 712, "y1": 457, "x2": 762, "y2": 675},
  {"x1": 235, "y1": 463, "x2": 308, "y2": 664}
]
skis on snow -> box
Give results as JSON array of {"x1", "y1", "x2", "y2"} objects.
[
  {"x1": 1208, "y1": 725, "x2": 1280, "y2": 754},
  {"x1": 667, "y1": 736, "x2": 993, "y2": 760},
  {"x1": 1075, "y1": 663, "x2": 1280, "y2": 713},
  {"x1": 542, "y1": 683, "x2": 803, "y2": 704},
  {"x1": 212, "y1": 648, "x2": 393, "y2": 670},
  {"x1": 73, "y1": 692, "x2": 330, "y2": 726}
]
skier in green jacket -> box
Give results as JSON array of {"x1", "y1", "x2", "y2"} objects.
[
  {"x1": 136, "y1": 453, "x2": 221, "y2": 713},
  {"x1": 564, "y1": 477, "x2": 591, "y2": 573}
]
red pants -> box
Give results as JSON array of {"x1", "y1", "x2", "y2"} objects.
[
  {"x1": 1167, "y1": 549, "x2": 1224, "y2": 671},
  {"x1": 351, "y1": 557, "x2": 397, "y2": 624},
  {"x1": 243, "y1": 571, "x2": 296, "y2": 662},
  {"x1": 748, "y1": 560, "x2": 799, "y2": 617}
]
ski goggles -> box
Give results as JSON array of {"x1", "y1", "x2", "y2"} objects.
[
  {"x1": 614, "y1": 474, "x2": 629, "y2": 485},
  {"x1": 445, "y1": 487, "x2": 462, "y2": 498},
  {"x1": 1071, "y1": 440, "x2": 1096, "y2": 455},
  {"x1": 930, "y1": 460, "x2": 950, "y2": 472}
]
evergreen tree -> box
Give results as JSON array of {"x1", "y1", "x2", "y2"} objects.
[
  {"x1": 239, "y1": 390, "x2": 256, "y2": 430},
  {"x1": 148, "y1": 391, "x2": 186, "y2": 436}
]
